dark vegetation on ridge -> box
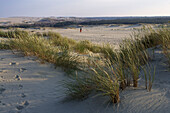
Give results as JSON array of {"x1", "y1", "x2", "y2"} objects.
[{"x1": 0, "y1": 17, "x2": 169, "y2": 28}]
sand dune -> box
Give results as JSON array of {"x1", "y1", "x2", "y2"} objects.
[
  {"x1": 0, "y1": 26, "x2": 170, "y2": 113},
  {"x1": 0, "y1": 47, "x2": 170, "y2": 113}
]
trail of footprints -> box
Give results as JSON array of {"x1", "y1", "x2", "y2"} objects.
[{"x1": 0, "y1": 60, "x2": 29, "y2": 112}]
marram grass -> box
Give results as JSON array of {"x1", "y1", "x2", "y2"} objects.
[
  {"x1": 0, "y1": 29, "x2": 29, "y2": 38},
  {"x1": 65, "y1": 26, "x2": 169, "y2": 103},
  {"x1": 0, "y1": 26, "x2": 169, "y2": 104},
  {"x1": 3, "y1": 32, "x2": 81, "y2": 72}
]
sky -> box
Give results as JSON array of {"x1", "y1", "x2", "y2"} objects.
[{"x1": 0, "y1": 0, "x2": 170, "y2": 17}]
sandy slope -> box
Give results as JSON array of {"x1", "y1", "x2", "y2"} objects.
[
  {"x1": 0, "y1": 50, "x2": 67, "y2": 113},
  {"x1": 0, "y1": 48, "x2": 170, "y2": 113}
]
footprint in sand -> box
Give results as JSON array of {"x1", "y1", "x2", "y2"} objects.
[
  {"x1": 19, "y1": 84, "x2": 23, "y2": 89},
  {"x1": 19, "y1": 68, "x2": 27, "y2": 73},
  {"x1": 16, "y1": 101, "x2": 29, "y2": 111},
  {"x1": 15, "y1": 75, "x2": 22, "y2": 80},
  {"x1": 9, "y1": 62, "x2": 19, "y2": 66},
  {"x1": 0, "y1": 87, "x2": 6, "y2": 94},
  {"x1": 21, "y1": 93, "x2": 26, "y2": 98},
  {"x1": 0, "y1": 76, "x2": 4, "y2": 81},
  {"x1": 16, "y1": 105, "x2": 24, "y2": 110},
  {"x1": 23, "y1": 101, "x2": 29, "y2": 106}
]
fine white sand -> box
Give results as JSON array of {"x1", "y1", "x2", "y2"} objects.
[
  {"x1": 49, "y1": 25, "x2": 132, "y2": 45},
  {"x1": 29, "y1": 25, "x2": 135, "y2": 45},
  {"x1": 0, "y1": 26, "x2": 170, "y2": 113}
]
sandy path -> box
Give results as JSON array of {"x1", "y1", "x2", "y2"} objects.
[{"x1": 0, "y1": 50, "x2": 66, "y2": 113}]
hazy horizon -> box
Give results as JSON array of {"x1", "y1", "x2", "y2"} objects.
[
  {"x1": 0, "y1": 0, "x2": 170, "y2": 18},
  {"x1": 1, "y1": 15, "x2": 170, "y2": 18}
]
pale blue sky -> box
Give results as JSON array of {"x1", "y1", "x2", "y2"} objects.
[{"x1": 0, "y1": 0, "x2": 170, "y2": 17}]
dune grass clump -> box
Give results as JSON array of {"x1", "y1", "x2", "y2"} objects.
[
  {"x1": 161, "y1": 29, "x2": 170, "y2": 67},
  {"x1": 65, "y1": 45, "x2": 148, "y2": 103},
  {"x1": 65, "y1": 71, "x2": 93, "y2": 100},
  {"x1": 0, "y1": 36, "x2": 11, "y2": 49},
  {"x1": 74, "y1": 40, "x2": 101, "y2": 53},
  {"x1": 90, "y1": 58, "x2": 120, "y2": 103},
  {"x1": 9, "y1": 34, "x2": 57, "y2": 58},
  {"x1": 0, "y1": 41, "x2": 10, "y2": 49},
  {"x1": 65, "y1": 27, "x2": 162, "y2": 103},
  {"x1": 43, "y1": 32, "x2": 103, "y2": 54},
  {"x1": 55, "y1": 50, "x2": 81, "y2": 71},
  {"x1": 74, "y1": 40, "x2": 93, "y2": 53},
  {"x1": 137, "y1": 27, "x2": 170, "y2": 67},
  {"x1": 6, "y1": 32, "x2": 81, "y2": 71},
  {"x1": 66, "y1": 57, "x2": 120, "y2": 103},
  {"x1": 119, "y1": 38, "x2": 149, "y2": 87},
  {"x1": 46, "y1": 32, "x2": 76, "y2": 50},
  {"x1": 0, "y1": 30, "x2": 7, "y2": 37},
  {"x1": 0, "y1": 29, "x2": 29, "y2": 38},
  {"x1": 142, "y1": 64, "x2": 156, "y2": 91},
  {"x1": 43, "y1": 31, "x2": 62, "y2": 38},
  {"x1": 100, "y1": 44, "x2": 116, "y2": 59},
  {"x1": 43, "y1": 31, "x2": 116, "y2": 55},
  {"x1": 117, "y1": 26, "x2": 170, "y2": 87},
  {"x1": 131, "y1": 26, "x2": 161, "y2": 48}
]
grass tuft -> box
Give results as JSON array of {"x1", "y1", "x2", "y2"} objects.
[{"x1": 142, "y1": 64, "x2": 156, "y2": 91}]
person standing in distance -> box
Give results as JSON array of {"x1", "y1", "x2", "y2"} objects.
[{"x1": 80, "y1": 27, "x2": 82, "y2": 33}]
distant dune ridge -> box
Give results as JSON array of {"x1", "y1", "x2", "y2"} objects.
[{"x1": 0, "y1": 16, "x2": 170, "y2": 28}]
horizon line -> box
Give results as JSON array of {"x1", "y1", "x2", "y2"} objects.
[{"x1": 1, "y1": 15, "x2": 170, "y2": 18}]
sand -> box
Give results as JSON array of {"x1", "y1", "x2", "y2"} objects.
[
  {"x1": 30, "y1": 25, "x2": 134, "y2": 45},
  {"x1": 0, "y1": 17, "x2": 42, "y2": 26},
  {"x1": 0, "y1": 50, "x2": 68, "y2": 113},
  {"x1": 0, "y1": 24, "x2": 155, "y2": 45},
  {"x1": 0, "y1": 26, "x2": 170, "y2": 113}
]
